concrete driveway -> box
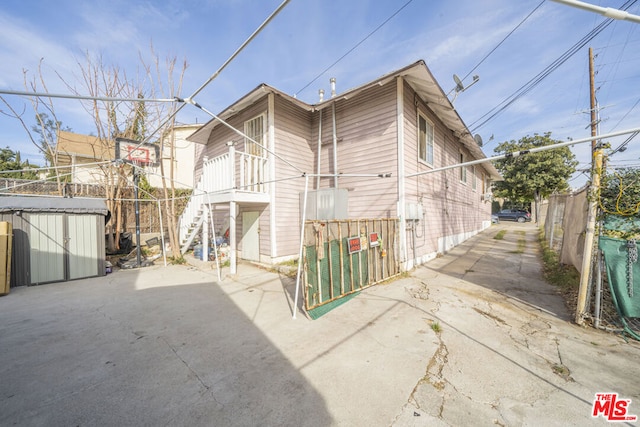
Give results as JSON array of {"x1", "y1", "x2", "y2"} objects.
[{"x1": 1, "y1": 222, "x2": 639, "y2": 426}]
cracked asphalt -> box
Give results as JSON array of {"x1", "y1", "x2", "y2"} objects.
[
  {"x1": 393, "y1": 222, "x2": 640, "y2": 426},
  {"x1": 1, "y1": 222, "x2": 639, "y2": 426}
]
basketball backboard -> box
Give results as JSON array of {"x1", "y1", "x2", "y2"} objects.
[{"x1": 115, "y1": 138, "x2": 160, "y2": 167}]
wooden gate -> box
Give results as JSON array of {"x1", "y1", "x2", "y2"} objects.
[{"x1": 302, "y1": 218, "x2": 399, "y2": 311}]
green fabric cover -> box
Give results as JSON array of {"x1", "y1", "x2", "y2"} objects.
[{"x1": 598, "y1": 236, "x2": 640, "y2": 318}]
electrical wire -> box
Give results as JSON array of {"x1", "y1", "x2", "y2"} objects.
[
  {"x1": 295, "y1": 0, "x2": 414, "y2": 97},
  {"x1": 460, "y1": 1, "x2": 546, "y2": 83},
  {"x1": 610, "y1": 130, "x2": 639, "y2": 154},
  {"x1": 143, "y1": 0, "x2": 292, "y2": 147},
  {"x1": 469, "y1": 0, "x2": 638, "y2": 134},
  {"x1": 186, "y1": 100, "x2": 305, "y2": 175}
]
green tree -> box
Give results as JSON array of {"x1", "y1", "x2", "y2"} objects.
[
  {"x1": 0, "y1": 147, "x2": 39, "y2": 179},
  {"x1": 31, "y1": 112, "x2": 70, "y2": 167},
  {"x1": 493, "y1": 133, "x2": 578, "y2": 220}
]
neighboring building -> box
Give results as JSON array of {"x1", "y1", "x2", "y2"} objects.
[
  {"x1": 57, "y1": 128, "x2": 202, "y2": 189},
  {"x1": 181, "y1": 60, "x2": 501, "y2": 272},
  {"x1": 56, "y1": 130, "x2": 114, "y2": 185},
  {"x1": 146, "y1": 124, "x2": 204, "y2": 189}
]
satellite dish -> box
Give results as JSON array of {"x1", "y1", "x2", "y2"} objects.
[
  {"x1": 448, "y1": 74, "x2": 480, "y2": 104},
  {"x1": 474, "y1": 134, "x2": 483, "y2": 147},
  {"x1": 453, "y1": 74, "x2": 465, "y2": 92}
]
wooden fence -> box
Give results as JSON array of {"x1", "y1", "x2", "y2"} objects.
[{"x1": 302, "y1": 218, "x2": 399, "y2": 311}]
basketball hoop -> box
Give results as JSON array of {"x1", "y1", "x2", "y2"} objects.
[
  {"x1": 115, "y1": 138, "x2": 160, "y2": 167},
  {"x1": 114, "y1": 138, "x2": 160, "y2": 270}
]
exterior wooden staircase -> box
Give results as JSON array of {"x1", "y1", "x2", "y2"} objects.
[{"x1": 179, "y1": 145, "x2": 270, "y2": 254}]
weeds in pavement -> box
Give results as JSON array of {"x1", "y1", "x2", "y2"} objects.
[
  {"x1": 278, "y1": 259, "x2": 298, "y2": 268},
  {"x1": 494, "y1": 230, "x2": 507, "y2": 240},
  {"x1": 168, "y1": 255, "x2": 186, "y2": 265},
  {"x1": 431, "y1": 322, "x2": 442, "y2": 333},
  {"x1": 538, "y1": 230, "x2": 579, "y2": 308},
  {"x1": 513, "y1": 231, "x2": 526, "y2": 254}
]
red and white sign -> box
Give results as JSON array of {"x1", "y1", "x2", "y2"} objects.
[
  {"x1": 348, "y1": 237, "x2": 361, "y2": 254},
  {"x1": 592, "y1": 393, "x2": 637, "y2": 422}
]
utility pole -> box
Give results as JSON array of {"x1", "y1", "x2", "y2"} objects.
[{"x1": 576, "y1": 47, "x2": 604, "y2": 325}]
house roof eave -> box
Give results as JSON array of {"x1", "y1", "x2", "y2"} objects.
[
  {"x1": 186, "y1": 84, "x2": 313, "y2": 145},
  {"x1": 310, "y1": 60, "x2": 501, "y2": 180},
  {"x1": 401, "y1": 61, "x2": 502, "y2": 181}
]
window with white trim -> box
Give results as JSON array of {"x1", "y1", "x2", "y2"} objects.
[
  {"x1": 418, "y1": 113, "x2": 434, "y2": 165},
  {"x1": 459, "y1": 152, "x2": 467, "y2": 183},
  {"x1": 244, "y1": 114, "x2": 266, "y2": 157},
  {"x1": 471, "y1": 165, "x2": 477, "y2": 190}
]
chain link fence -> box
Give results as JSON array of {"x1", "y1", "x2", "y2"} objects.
[
  {"x1": 0, "y1": 178, "x2": 190, "y2": 235},
  {"x1": 542, "y1": 189, "x2": 640, "y2": 339}
]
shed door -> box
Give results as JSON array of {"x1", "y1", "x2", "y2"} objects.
[
  {"x1": 241, "y1": 211, "x2": 260, "y2": 261},
  {"x1": 68, "y1": 215, "x2": 99, "y2": 280},
  {"x1": 30, "y1": 214, "x2": 65, "y2": 284}
]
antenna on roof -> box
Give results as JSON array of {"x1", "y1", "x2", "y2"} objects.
[
  {"x1": 474, "y1": 134, "x2": 483, "y2": 147},
  {"x1": 449, "y1": 74, "x2": 480, "y2": 104}
]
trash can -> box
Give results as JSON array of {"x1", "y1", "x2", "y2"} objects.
[
  {"x1": 0, "y1": 221, "x2": 12, "y2": 296},
  {"x1": 194, "y1": 244, "x2": 202, "y2": 260}
]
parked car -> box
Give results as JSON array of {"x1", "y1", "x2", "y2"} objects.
[
  {"x1": 496, "y1": 209, "x2": 531, "y2": 223},
  {"x1": 491, "y1": 214, "x2": 500, "y2": 224}
]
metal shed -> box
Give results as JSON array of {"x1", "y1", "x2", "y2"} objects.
[{"x1": 0, "y1": 196, "x2": 108, "y2": 287}]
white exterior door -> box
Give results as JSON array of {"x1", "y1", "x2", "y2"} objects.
[{"x1": 241, "y1": 211, "x2": 260, "y2": 261}]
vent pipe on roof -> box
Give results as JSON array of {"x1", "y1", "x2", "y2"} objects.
[
  {"x1": 319, "y1": 89, "x2": 325, "y2": 102},
  {"x1": 330, "y1": 78, "x2": 336, "y2": 98}
]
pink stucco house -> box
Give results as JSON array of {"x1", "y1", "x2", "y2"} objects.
[{"x1": 180, "y1": 60, "x2": 500, "y2": 273}]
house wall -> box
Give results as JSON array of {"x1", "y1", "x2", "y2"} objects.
[
  {"x1": 198, "y1": 97, "x2": 273, "y2": 260},
  {"x1": 196, "y1": 98, "x2": 270, "y2": 185},
  {"x1": 272, "y1": 94, "x2": 314, "y2": 260},
  {"x1": 401, "y1": 80, "x2": 492, "y2": 264},
  {"x1": 192, "y1": 74, "x2": 494, "y2": 267},
  {"x1": 313, "y1": 80, "x2": 399, "y2": 219}
]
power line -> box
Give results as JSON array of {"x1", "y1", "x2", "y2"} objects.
[
  {"x1": 461, "y1": 1, "x2": 545, "y2": 82},
  {"x1": 183, "y1": 98, "x2": 306, "y2": 174},
  {"x1": 141, "y1": 0, "x2": 292, "y2": 147},
  {"x1": 469, "y1": 0, "x2": 638, "y2": 134},
  {"x1": 295, "y1": 0, "x2": 414, "y2": 97}
]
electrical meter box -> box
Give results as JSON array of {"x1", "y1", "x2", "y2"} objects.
[{"x1": 405, "y1": 203, "x2": 423, "y2": 220}]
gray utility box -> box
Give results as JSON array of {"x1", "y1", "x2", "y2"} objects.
[{"x1": 301, "y1": 188, "x2": 348, "y2": 221}]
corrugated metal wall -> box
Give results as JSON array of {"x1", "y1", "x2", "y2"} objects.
[
  {"x1": 0, "y1": 211, "x2": 105, "y2": 287},
  {"x1": 68, "y1": 215, "x2": 103, "y2": 280},
  {"x1": 29, "y1": 214, "x2": 65, "y2": 284}
]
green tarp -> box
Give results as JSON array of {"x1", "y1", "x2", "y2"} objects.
[
  {"x1": 305, "y1": 239, "x2": 369, "y2": 312},
  {"x1": 599, "y1": 236, "x2": 640, "y2": 318}
]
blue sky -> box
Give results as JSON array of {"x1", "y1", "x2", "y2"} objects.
[{"x1": 1, "y1": 0, "x2": 639, "y2": 188}]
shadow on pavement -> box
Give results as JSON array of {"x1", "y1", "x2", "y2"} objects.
[{"x1": 0, "y1": 266, "x2": 332, "y2": 426}]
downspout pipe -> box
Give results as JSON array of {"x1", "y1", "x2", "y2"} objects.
[
  {"x1": 331, "y1": 78, "x2": 338, "y2": 188},
  {"x1": 317, "y1": 90, "x2": 324, "y2": 190}
]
